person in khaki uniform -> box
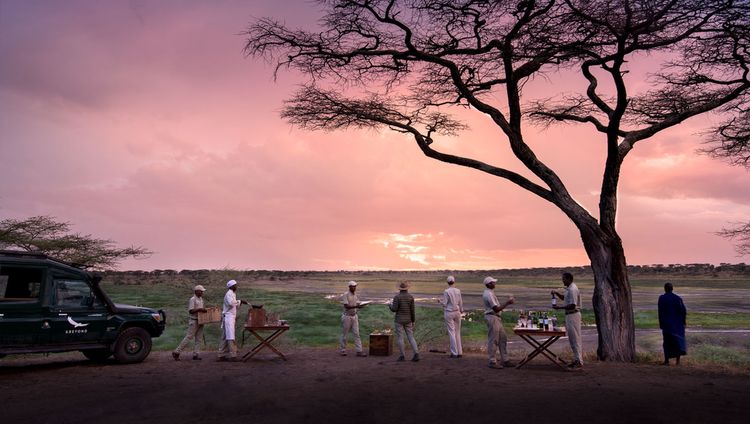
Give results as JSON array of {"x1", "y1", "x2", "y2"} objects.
[
  {"x1": 340, "y1": 280, "x2": 367, "y2": 357},
  {"x1": 172, "y1": 285, "x2": 208, "y2": 361},
  {"x1": 552, "y1": 272, "x2": 583, "y2": 369},
  {"x1": 482, "y1": 276, "x2": 515, "y2": 369},
  {"x1": 439, "y1": 275, "x2": 464, "y2": 358}
]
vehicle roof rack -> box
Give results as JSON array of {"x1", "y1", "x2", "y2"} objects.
[
  {"x1": 0, "y1": 249, "x2": 49, "y2": 259},
  {"x1": 0, "y1": 249, "x2": 88, "y2": 269}
]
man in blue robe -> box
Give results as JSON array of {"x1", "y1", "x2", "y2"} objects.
[{"x1": 658, "y1": 283, "x2": 687, "y2": 365}]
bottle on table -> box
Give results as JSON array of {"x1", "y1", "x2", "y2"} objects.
[{"x1": 543, "y1": 312, "x2": 549, "y2": 331}]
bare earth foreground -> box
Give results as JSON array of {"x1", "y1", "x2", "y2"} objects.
[{"x1": 1, "y1": 348, "x2": 747, "y2": 424}]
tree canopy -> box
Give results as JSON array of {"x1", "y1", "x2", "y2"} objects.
[{"x1": 0, "y1": 216, "x2": 152, "y2": 270}]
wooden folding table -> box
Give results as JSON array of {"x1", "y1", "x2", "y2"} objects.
[
  {"x1": 513, "y1": 328, "x2": 568, "y2": 369},
  {"x1": 241, "y1": 324, "x2": 290, "y2": 361}
]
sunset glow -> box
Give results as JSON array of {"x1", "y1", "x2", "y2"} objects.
[{"x1": 1, "y1": 1, "x2": 748, "y2": 271}]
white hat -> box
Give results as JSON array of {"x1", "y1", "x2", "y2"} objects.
[
  {"x1": 483, "y1": 276, "x2": 497, "y2": 285},
  {"x1": 226, "y1": 280, "x2": 237, "y2": 288},
  {"x1": 447, "y1": 275, "x2": 455, "y2": 283},
  {"x1": 348, "y1": 281, "x2": 358, "y2": 287},
  {"x1": 194, "y1": 285, "x2": 206, "y2": 292}
]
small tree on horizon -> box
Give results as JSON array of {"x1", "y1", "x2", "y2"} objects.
[
  {"x1": 244, "y1": 0, "x2": 750, "y2": 361},
  {"x1": 0, "y1": 215, "x2": 152, "y2": 271}
]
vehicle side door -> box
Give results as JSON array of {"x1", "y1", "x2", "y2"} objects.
[
  {"x1": 43, "y1": 277, "x2": 110, "y2": 346},
  {"x1": 0, "y1": 265, "x2": 45, "y2": 348}
]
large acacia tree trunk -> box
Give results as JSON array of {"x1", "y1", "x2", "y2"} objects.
[{"x1": 580, "y1": 223, "x2": 636, "y2": 361}]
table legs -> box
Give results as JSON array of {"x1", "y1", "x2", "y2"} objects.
[
  {"x1": 242, "y1": 329, "x2": 288, "y2": 361},
  {"x1": 515, "y1": 334, "x2": 569, "y2": 369}
]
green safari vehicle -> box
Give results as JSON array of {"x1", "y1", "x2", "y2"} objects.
[{"x1": 0, "y1": 250, "x2": 166, "y2": 363}]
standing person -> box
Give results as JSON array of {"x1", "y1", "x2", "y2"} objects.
[
  {"x1": 658, "y1": 282, "x2": 687, "y2": 366},
  {"x1": 172, "y1": 285, "x2": 208, "y2": 361},
  {"x1": 217, "y1": 279, "x2": 248, "y2": 362},
  {"x1": 439, "y1": 275, "x2": 464, "y2": 358},
  {"x1": 483, "y1": 276, "x2": 515, "y2": 369},
  {"x1": 389, "y1": 281, "x2": 420, "y2": 362},
  {"x1": 552, "y1": 272, "x2": 583, "y2": 369},
  {"x1": 340, "y1": 280, "x2": 367, "y2": 357}
]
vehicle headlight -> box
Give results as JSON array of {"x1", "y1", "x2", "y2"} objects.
[{"x1": 151, "y1": 313, "x2": 163, "y2": 322}]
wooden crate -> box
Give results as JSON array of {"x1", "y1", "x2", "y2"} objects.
[
  {"x1": 369, "y1": 333, "x2": 393, "y2": 356},
  {"x1": 197, "y1": 307, "x2": 221, "y2": 325},
  {"x1": 246, "y1": 307, "x2": 267, "y2": 327}
]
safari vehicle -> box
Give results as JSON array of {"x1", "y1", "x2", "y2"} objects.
[{"x1": 0, "y1": 250, "x2": 166, "y2": 363}]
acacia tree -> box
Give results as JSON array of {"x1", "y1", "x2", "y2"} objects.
[
  {"x1": 0, "y1": 216, "x2": 152, "y2": 270},
  {"x1": 245, "y1": 0, "x2": 750, "y2": 361}
]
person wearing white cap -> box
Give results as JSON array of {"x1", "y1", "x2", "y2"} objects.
[
  {"x1": 217, "y1": 279, "x2": 248, "y2": 362},
  {"x1": 438, "y1": 275, "x2": 464, "y2": 358},
  {"x1": 340, "y1": 281, "x2": 367, "y2": 357},
  {"x1": 482, "y1": 276, "x2": 515, "y2": 369},
  {"x1": 173, "y1": 285, "x2": 208, "y2": 361}
]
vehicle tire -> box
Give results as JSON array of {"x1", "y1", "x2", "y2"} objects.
[
  {"x1": 81, "y1": 348, "x2": 112, "y2": 362},
  {"x1": 113, "y1": 327, "x2": 152, "y2": 364}
]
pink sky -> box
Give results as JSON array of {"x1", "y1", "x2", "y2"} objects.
[{"x1": 1, "y1": 1, "x2": 748, "y2": 271}]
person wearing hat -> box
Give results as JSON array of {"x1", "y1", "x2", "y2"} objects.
[
  {"x1": 172, "y1": 285, "x2": 208, "y2": 361},
  {"x1": 483, "y1": 276, "x2": 515, "y2": 369},
  {"x1": 389, "y1": 281, "x2": 420, "y2": 362},
  {"x1": 438, "y1": 275, "x2": 464, "y2": 358},
  {"x1": 340, "y1": 280, "x2": 367, "y2": 357},
  {"x1": 217, "y1": 279, "x2": 248, "y2": 362}
]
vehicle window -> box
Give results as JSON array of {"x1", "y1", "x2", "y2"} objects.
[
  {"x1": 52, "y1": 279, "x2": 102, "y2": 308},
  {"x1": 0, "y1": 266, "x2": 43, "y2": 301}
]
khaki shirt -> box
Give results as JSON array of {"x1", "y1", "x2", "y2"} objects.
[
  {"x1": 483, "y1": 288, "x2": 500, "y2": 315},
  {"x1": 188, "y1": 295, "x2": 204, "y2": 320},
  {"x1": 564, "y1": 283, "x2": 581, "y2": 312},
  {"x1": 442, "y1": 286, "x2": 464, "y2": 313},
  {"x1": 341, "y1": 292, "x2": 359, "y2": 316}
]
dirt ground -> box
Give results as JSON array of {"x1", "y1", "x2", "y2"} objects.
[{"x1": 1, "y1": 347, "x2": 747, "y2": 424}]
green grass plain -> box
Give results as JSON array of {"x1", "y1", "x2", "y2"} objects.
[{"x1": 100, "y1": 270, "x2": 750, "y2": 369}]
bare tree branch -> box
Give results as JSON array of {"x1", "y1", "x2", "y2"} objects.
[{"x1": 716, "y1": 222, "x2": 750, "y2": 256}]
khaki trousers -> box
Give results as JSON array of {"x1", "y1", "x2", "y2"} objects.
[
  {"x1": 444, "y1": 310, "x2": 463, "y2": 356},
  {"x1": 565, "y1": 312, "x2": 583, "y2": 364},
  {"x1": 485, "y1": 314, "x2": 508, "y2": 364},
  {"x1": 340, "y1": 314, "x2": 363, "y2": 353},
  {"x1": 175, "y1": 319, "x2": 204, "y2": 355}
]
